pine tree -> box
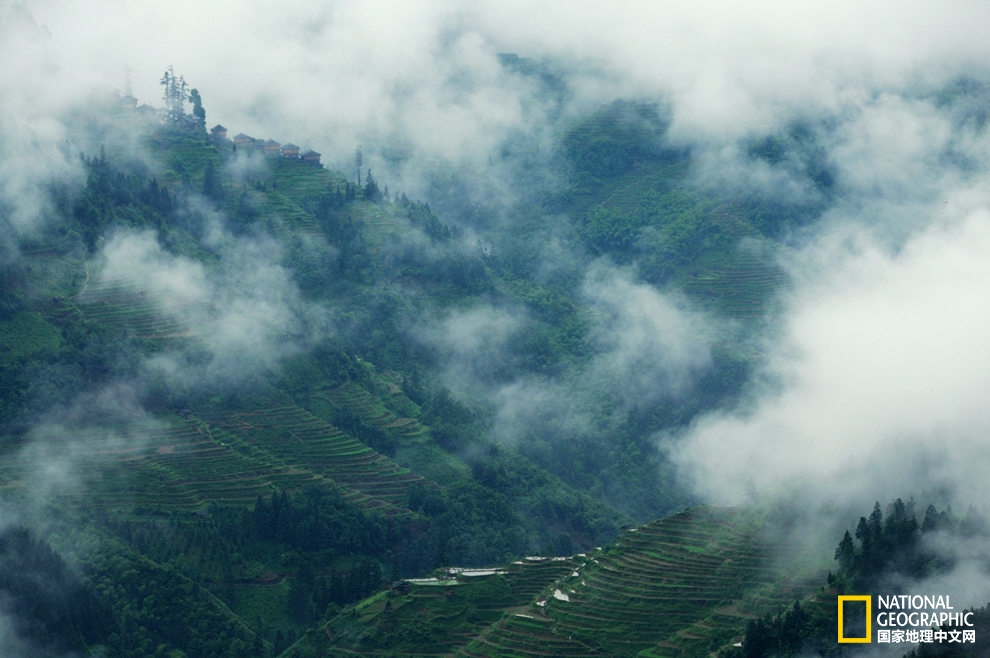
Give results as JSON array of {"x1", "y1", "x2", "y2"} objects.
[
  {"x1": 835, "y1": 530, "x2": 855, "y2": 573},
  {"x1": 159, "y1": 66, "x2": 189, "y2": 125},
  {"x1": 364, "y1": 169, "x2": 380, "y2": 202},
  {"x1": 189, "y1": 88, "x2": 206, "y2": 132},
  {"x1": 203, "y1": 162, "x2": 223, "y2": 202}
]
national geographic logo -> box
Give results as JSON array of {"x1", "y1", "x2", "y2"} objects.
[
  {"x1": 838, "y1": 595, "x2": 871, "y2": 643},
  {"x1": 838, "y1": 595, "x2": 976, "y2": 645}
]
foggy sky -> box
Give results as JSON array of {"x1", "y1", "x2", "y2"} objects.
[
  {"x1": 10, "y1": 0, "x2": 990, "y2": 503},
  {"x1": 23, "y1": 1, "x2": 990, "y2": 168},
  {"x1": 7, "y1": 0, "x2": 990, "y2": 617}
]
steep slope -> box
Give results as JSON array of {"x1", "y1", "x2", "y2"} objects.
[
  {"x1": 0, "y1": 91, "x2": 812, "y2": 655},
  {"x1": 285, "y1": 506, "x2": 826, "y2": 657},
  {"x1": 560, "y1": 101, "x2": 791, "y2": 320},
  {"x1": 0, "y1": 97, "x2": 635, "y2": 654}
]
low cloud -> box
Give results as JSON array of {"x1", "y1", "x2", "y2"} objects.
[
  {"x1": 95, "y1": 226, "x2": 330, "y2": 388},
  {"x1": 7, "y1": 0, "x2": 990, "y2": 604},
  {"x1": 424, "y1": 303, "x2": 530, "y2": 390},
  {"x1": 17, "y1": 381, "x2": 156, "y2": 503},
  {"x1": 670, "y1": 209, "x2": 990, "y2": 510},
  {"x1": 0, "y1": 4, "x2": 85, "y2": 252},
  {"x1": 425, "y1": 261, "x2": 719, "y2": 450},
  {"x1": 582, "y1": 262, "x2": 715, "y2": 404}
]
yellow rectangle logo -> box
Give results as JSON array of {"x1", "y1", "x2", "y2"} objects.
[{"x1": 838, "y1": 595, "x2": 872, "y2": 643}]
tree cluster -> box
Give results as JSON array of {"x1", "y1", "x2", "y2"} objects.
[
  {"x1": 833, "y1": 499, "x2": 984, "y2": 591},
  {"x1": 160, "y1": 65, "x2": 205, "y2": 132},
  {"x1": 0, "y1": 525, "x2": 111, "y2": 655},
  {"x1": 252, "y1": 488, "x2": 387, "y2": 554},
  {"x1": 728, "y1": 500, "x2": 989, "y2": 658}
]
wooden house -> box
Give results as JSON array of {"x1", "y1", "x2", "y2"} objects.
[
  {"x1": 233, "y1": 133, "x2": 255, "y2": 149},
  {"x1": 301, "y1": 150, "x2": 322, "y2": 167}
]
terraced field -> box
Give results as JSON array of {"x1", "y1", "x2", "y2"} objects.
[
  {"x1": 464, "y1": 612, "x2": 604, "y2": 658},
  {"x1": 551, "y1": 507, "x2": 821, "y2": 657},
  {"x1": 299, "y1": 506, "x2": 828, "y2": 658},
  {"x1": 681, "y1": 208, "x2": 788, "y2": 319},
  {"x1": 317, "y1": 557, "x2": 583, "y2": 657},
  {"x1": 206, "y1": 404, "x2": 426, "y2": 515},
  {"x1": 322, "y1": 379, "x2": 427, "y2": 441},
  {"x1": 150, "y1": 132, "x2": 223, "y2": 190},
  {"x1": 5, "y1": 415, "x2": 315, "y2": 510},
  {"x1": 257, "y1": 187, "x2": 326, "y2": 238},
  {"x1": 43, "y1": 262, "x2": 430, "y2": 514},
  {"x1": 4, "y1": 400, "x2": 431, "y2": 517},
  {"x1": 75, "y1": 277, "x2": 194, "y2": 340},
  {"x1": 573, "y1": 156, "x2": 789, "y2": 320}
]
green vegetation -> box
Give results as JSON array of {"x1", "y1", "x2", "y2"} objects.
[
  {"x1": 0, "y1": 81, "x2": 856, "y2": 656},
  {"x1": 282, "y1": 505, "x2": 827, "y2": 657},
  {"x1": 724, "y1": 501, "x2": 990, "y2": 658}
]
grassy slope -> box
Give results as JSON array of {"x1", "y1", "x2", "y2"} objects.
[
  {"x1": 0, "y1": 311, "x2": 63, "y2": 366},
  {"x1": 1, "y1": 123, "x2": 625, "y2": 535}
]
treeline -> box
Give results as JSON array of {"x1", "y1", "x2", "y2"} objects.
[
  {"x1": 737, "y1": 601, "x2": 837, "y2": 658},
  {"x1": 725, "y1": 500, "x2": 989, "y2": 658},
  {"x1": 104, "y1": 490, "x2": 395, "y2": 652},
  {"x1": 74, "y1": 149, "x2": 174, "y2": 250},
  {"x1": 251, "y1": 487, "x2": 386, "y2": 553},
  {"x1": 0, "y1": 521, "x2": 263, "y2": 657},
  {"x1": 115, "y1": 488, "x2": 394, "y2": 576},
  {"x1": 834, "y1": 499, "x2": 986, "y2": 591}
]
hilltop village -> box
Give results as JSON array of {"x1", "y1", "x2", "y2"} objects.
[
  {"x1": 123, "y1": 68, "x2": 323, "y2": 168},
  {"x1": 208, "y1": 124, "x2": 322, "y2": 167}
]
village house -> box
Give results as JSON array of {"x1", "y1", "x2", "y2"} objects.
[
  {"x1": 233, "y1": 133, "x2": 255, "y2": 149},
  {"x1": 210, "y1": 124, "x2": 228, "y2": 141},
  {"x1": 301, "y1": 150, "x2": 322, "y2": 167},
  {"x1": 204, "y1": 120, "x2": 320, "y2": 167}
]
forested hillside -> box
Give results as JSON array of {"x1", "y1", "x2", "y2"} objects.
[
  {"x1": 0, "y1": 65, "x2": 806, "y2": 652},
  {"x1": 4, "y1": 47, "x2": 990, "y2": 655}
]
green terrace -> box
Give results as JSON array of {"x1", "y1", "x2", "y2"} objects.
[
  {"x1": 3, "y1": 402, "x2": 432, "y2": 517},
  {"x1": 535, "y1": 507, "x2": 821, "y2": 657},
  {"x1": 74, "y1": 278, "x2": 194, "y2": 341},
  {"x1": 205, "y1": 405, "x2": 426, "y2": 515},
  {"x1": 679, "y1": 208, "x2": 788, "y2": 318},
  {"x1": 290, "y1": 506, "x2": 828, "y2": 658},
  {"x1": 315, "y1": 557, "x2": 582, "y2": 657},
  {"x1": 5, "y1": 415, "x2": 317, "y2": 511}
]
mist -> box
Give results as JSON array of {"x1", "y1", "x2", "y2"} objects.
[
  {"x1": 670, "y1": 88, "x2": 990, "y2": 504},
  {"x1": 94, "y1": 224, "x2": 330, "y2": 390},
  {"x1": 4, "y1": 0, "x2": 990, "y2": 636}
]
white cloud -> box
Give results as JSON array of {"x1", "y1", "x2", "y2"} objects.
[
  {"x1": 96, "y1": 227, "x2": 329, "y2": 386},
  {"x1": 582, "y1": 261, "x2": 716, "y2": 402},
  {"x1": 24, "y1": 0, "x2": 990, "y2": 170},
  {"x1": 671, "y1": 209, "x2": 990, "y2": 508}
]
